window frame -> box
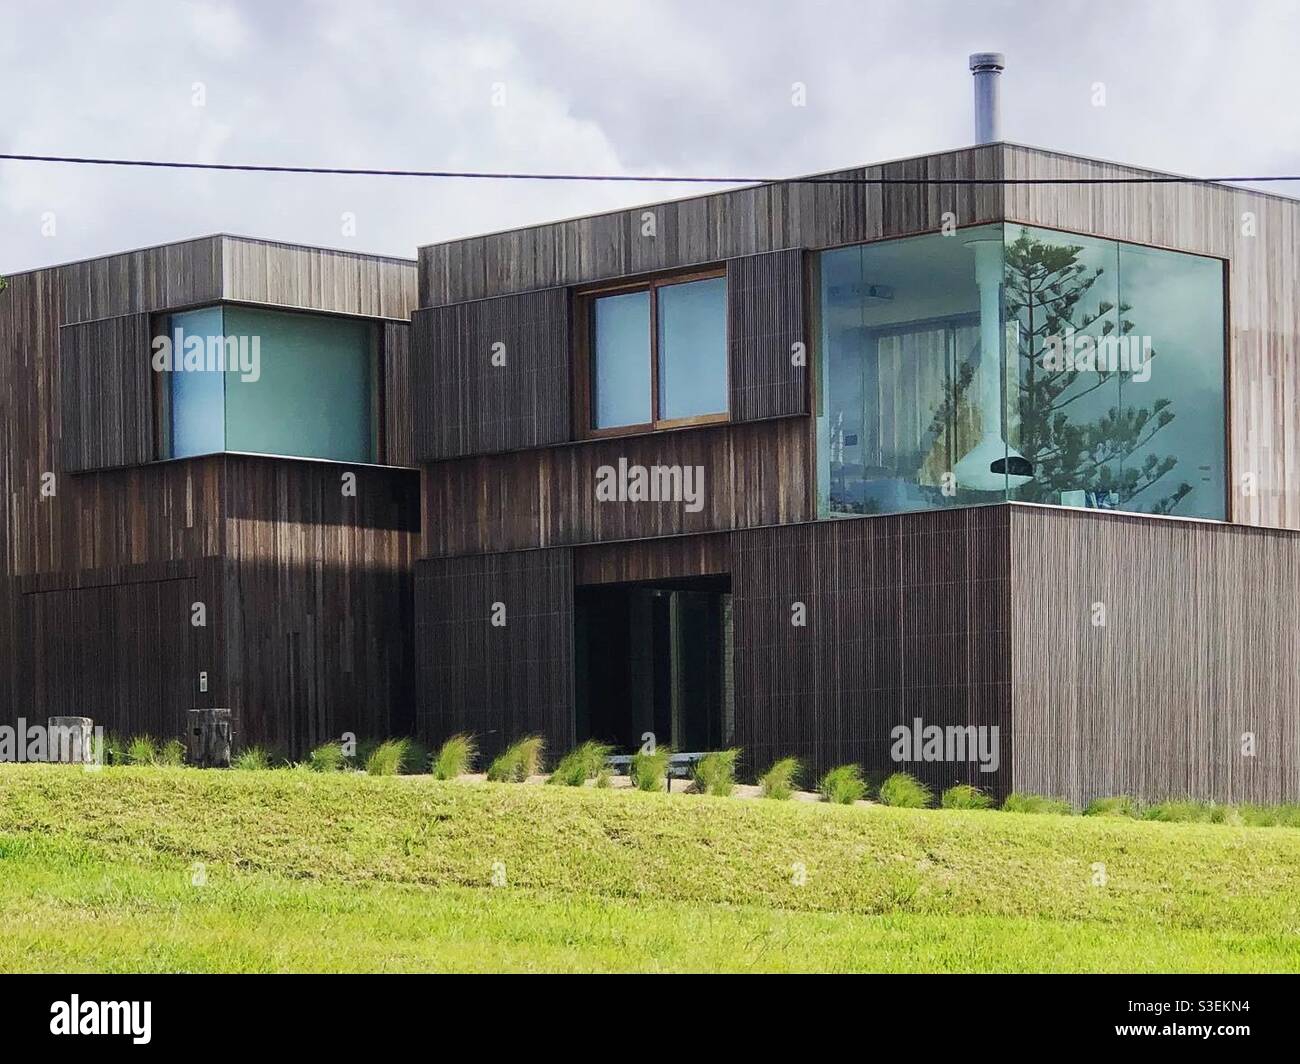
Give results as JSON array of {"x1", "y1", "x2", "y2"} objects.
[
  {"x1": 150, "y1": 301, "x2": 389, "y2": 465},
  {"x1": 575, "y1": 265, "x2": 729, "y2": 438}
]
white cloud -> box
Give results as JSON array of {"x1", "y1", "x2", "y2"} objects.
[{"x1": 1, "y1": 0, "x2": 1297, "y2": 275}]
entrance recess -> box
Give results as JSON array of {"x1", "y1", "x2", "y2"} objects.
[{"x1": 574, "y1": 575, "x2": 733, "y2": 753}]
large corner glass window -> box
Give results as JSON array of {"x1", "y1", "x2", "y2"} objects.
[
  {"x1": 159, "y1": 305, "x2": 378, "y2": 463},
  {"x1": 817, "y1": 225, "x2": 1002, "y2": 515},
  {"x1": 1005, "y1": 225, "x2": 1225, "y2": 519},
  {"x1": 817, "y1": 224, "x2": 1225, "y2": 521},
  {"x1": 586, "y1": 272, "x2": 727, "y2": 433}
]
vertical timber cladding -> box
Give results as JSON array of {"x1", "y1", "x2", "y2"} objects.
[
  {"x1": 1009, "y1": 505, "x2": 1300, "y2": 806},
  {"x1": 219, "y1": 237, "x2": 416, "y2": 321},
  {"x1": 731, "y1": 508, "x2": 1013, "y2": 792},
  {"x1": 422, "y1": 417, "x2": 813, "y2": 557},
  {"x1": 0, "y1": 237, "x2": 420, "y2": 752},
  {"x1": 382, "y1": 322, "x2": 416, "y2": 468},
  {"x1": 221, "y1": 455, "x2": 420, "y2": 755},
  {"x1": 1002, "y1": 144, "x2": 1300, "y2": 531},
  {"x1": 411, "y1": 287, "x2": 571, "y2": 461},
  {"x1": 59, "y1": 236, "x2": 223, "y2": 325},
  {"x1": 214, "y1": 240, "x2": 421, "y2": 755},
  {"x1": 0, "y1": 582, "x2": 13, "y2": 718},
  {"x1": 6, "y1": 556, "x2": 227, "y2": 740},
  {"x1": 58, "y1": 313, "x2": 155, "y2": 472},
  {"x1": 726, "y1": 248, "x2": 809, "y2": 421},
  {"x1": 417, "y1": 145, "x2": 1006, "y2": 307},
  {"x1": 415, "y1": 548, "x2": 575, "y2": 757},
  {"x1": 574, "y1": 532, "x2": 731, "y2": 586},
  {"x1": 1, "y1": 266, "x2": 62, "y2": 580}
]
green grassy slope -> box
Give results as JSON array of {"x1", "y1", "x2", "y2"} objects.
[{"x1": 1, "y1": 764, "x2": 1297, "y2": 972}]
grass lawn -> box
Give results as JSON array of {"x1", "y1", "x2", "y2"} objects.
[{"x1": 1, "y1": 763, "x2": 1298, "y2": 972}]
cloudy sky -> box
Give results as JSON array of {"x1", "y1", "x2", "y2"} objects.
[{"x1": 3, "y1": 0, "x2": 1298, "y2": 273}]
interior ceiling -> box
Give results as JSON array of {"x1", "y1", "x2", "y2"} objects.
[{"x1": 821, "y1": 226, "x2": 996, "y2": 328}]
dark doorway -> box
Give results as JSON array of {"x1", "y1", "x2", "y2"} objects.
[{"x1": 574, "y1": 575, "x2": 733, "y2": 753}]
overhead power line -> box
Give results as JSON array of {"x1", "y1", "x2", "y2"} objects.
[{"x1": 1, "y1": 152, "x2": 1298, "y2": 186}]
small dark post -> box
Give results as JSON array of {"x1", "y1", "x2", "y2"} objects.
[
  {"x1": 47, "y1": 716, "x2": 94, "y2": 763},
  {"x1": 187, "y1": 708, "x2": 233, "y2": 768}
]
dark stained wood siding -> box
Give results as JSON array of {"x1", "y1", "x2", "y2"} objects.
[
  {"x1": 421, "y1": 416, "x2": 814, "y2": 557},
  {"x1": 1, "y1": 267, "x2": 64, "y2": 580},
  {"x1": 59, "y1": 313, "x2": 155, "y2": 472},
  {"x1": 6, "y1": 556, "x2": 227, "y2": 741},
  {"x1": 1, "y1": 239, "x2": 419, "y2": 756},
  {"x1": 417, "y1": 509, "x2": 1012, "y2": 787},
  {"x1": 418, "y1": 146, "x2": 1006, "y2": 307},
  {"x1": 220, "y1": 456, "x2": 419, "y2": 753},
  {"x1": 60, "y1": 236, "x2": 223, "y2": 325},
  {"x1": 727, "y1": 249, "x2": 808, "y2": 421},
  {"x1": 0, "y1": 448, "x2": 421, "y2": 753},
  {"x1": 411, "y1": 287, "x2": 571, "y2": 461},
  {"x1": 731, "y1": 508, "x2": 1013, "y2": 790},
  {"x1": 575, "y1": 532, "x2": 730, "y2": 586},
  {"x1": 36, "y1": 458, "x2": 225, "y2": 575},
  {"x1": 22, "y1": 577, "x2": 198, "y2": 736},
  {"x1": 415, "y1": 548, "x2": 574, "y2": 757},
  {"x1": 0, "y1": 581, "x2": 14, "y2": 722},
  {"x1": 383, "y1": 322, "x2": 415, "y2": 467},
  {"x1": 1009, "y1": 504, "x2": 1300, "y2": 805}
]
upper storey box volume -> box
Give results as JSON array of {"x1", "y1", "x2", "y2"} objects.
[
  {"x1": 412, "y1": 142, "x2": 1300, "y2": 534},
  {"x1": 50, "y1": 235, "x2": 418, "y2": 476}
]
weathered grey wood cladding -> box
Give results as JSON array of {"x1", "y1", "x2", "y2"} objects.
[
  {"x1": 417, "y1": 146, "x2": 1007, "y2": 307},
  {"x1": 59, "y1": 236, "x2": 224, "y2": 325},
  {"x1": 411, "y1": 287, "x2": 571, "y2": 461},
  {"x1": 221, "y1": 237, "x2": 417, "y2": 321},
  {"x1": 53, "y1": 234, "x2": 415, "y2": 326},
  {"x1": 1009, "y1": 505, "x2": 1300, "y2": 805}
]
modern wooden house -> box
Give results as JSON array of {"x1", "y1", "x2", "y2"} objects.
[
  {"x1": 411, "y1": 137, "x2": 1300, "y2": 805},
  {"x1": 3, "y1": 68, "x2": 1298, "y2": 803},
  {"x1": 0, "y1": 236, "x2": 420, "y2": 753}
]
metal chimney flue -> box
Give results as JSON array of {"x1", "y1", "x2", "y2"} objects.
[{"x1": 969, "y1": 52, "x2": 1005, "y2": 143}]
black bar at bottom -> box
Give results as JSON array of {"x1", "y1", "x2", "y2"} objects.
[{"x1": 0, "y1": 974, "x2": 1288, "y2": 1051}]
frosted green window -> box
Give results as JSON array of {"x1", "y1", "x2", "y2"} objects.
[
  {"x1": 163, "y1": 305, "x2": 376, "y2": 463},
  {"x1": 168, "y1": 306, "x2": 228, "y2": 458}
]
